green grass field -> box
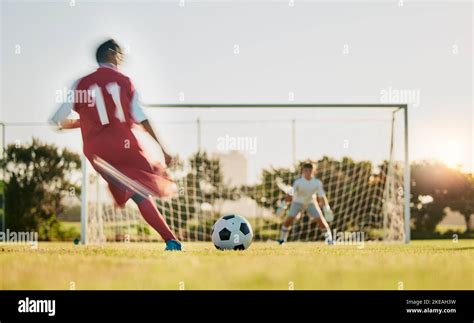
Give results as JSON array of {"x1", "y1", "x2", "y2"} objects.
[{"x1": 1, "y1": 240, "x2": 473, "y2": 290}]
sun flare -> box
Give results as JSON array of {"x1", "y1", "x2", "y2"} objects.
[{"x1": 435, "y1": 141, "x2": 465, "y2": 169}]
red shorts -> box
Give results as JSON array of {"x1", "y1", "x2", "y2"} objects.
[{"x1": 83, "y1": 126, "x2": 176, "y2": 207}]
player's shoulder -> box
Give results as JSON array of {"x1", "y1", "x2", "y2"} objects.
[
  {"x1": 78, "y1": 66, "x2": 132, "y2": 87},
  {"x1": 293, "y1": 177, "x2": 303, "y2": 185},
  {"x1": 74, "y1": 69, "x2": 98, "y2": 89},
  {"x1": 312, "y1": 177, "x2": 323, "y2": 185},
  {"x1": 64, "y1": 77, "x2": 82, "y2": 90}
]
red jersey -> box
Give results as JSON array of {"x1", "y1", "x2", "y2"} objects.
[
  {"x1": 74, "y1": 65, "x2": 142, "y2": 143},
  {"x1": 52, "y1": 65, "x2": 175, "y2": 206}
]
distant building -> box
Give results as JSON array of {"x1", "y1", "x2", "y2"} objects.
[{"x1": 214, "y1": 150, "x2": 248, "y2": 187}]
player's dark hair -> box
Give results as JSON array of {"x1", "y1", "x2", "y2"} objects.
[
  {"x1": 302, "y1": 162, "x2": 314, "y2": 170},
  {"x1": 96, "y1": 39, "x2": 122, "y2": 63}
]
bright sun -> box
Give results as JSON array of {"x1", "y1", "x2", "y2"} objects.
[{"x1": 435, "y1": 142, "x2": 465, "y2": 169}]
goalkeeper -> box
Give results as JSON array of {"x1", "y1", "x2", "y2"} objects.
[{"x1": 278, "y1": 162, "x2": 334, "y2": 244}]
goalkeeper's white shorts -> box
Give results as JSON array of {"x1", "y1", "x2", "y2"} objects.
[{"x1": 288, "y1": 202, "x2": 321, "y2": 218}]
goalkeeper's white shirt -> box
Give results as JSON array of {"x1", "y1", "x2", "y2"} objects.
[{"x1": 292, "y1": 177, "x2": 326, "y2": 204}]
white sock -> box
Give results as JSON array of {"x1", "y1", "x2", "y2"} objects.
[{"x1": 280, "y1": 226, "x2": 291, "y2": 242}]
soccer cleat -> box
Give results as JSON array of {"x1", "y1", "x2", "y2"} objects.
[
  {"x1": 277, "y1": 239, "x2": 285, "y2": 245},
  {"x1": 326, "y1": 239, "x2": 334, "y2": 245},
  {"x1": 164, "y1": 240, "x2": 182, "y2": 251}
]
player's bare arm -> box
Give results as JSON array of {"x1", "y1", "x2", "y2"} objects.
[
  {"x1": 49, "y1": 88, "x2": 78, "y2": 130},
  {"x1": 50, "y1": 111, "x2": 79, "y2": 130},
  {"x1": 140, "y1": 119, "x2": 174, "y2": 166},
  {"x1": 316, "y1": 196, "x2": 326, "y2": 207},
  {"x1": 57, "y1": 119, "x2": 80, "y2": 130}
]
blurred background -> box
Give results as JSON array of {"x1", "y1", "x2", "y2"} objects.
[{"x1": 0, "y1": 0, "x2": 472, "y2": 241}]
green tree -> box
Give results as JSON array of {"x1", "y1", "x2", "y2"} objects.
[
  {"x1": 448, "y1": 173, "x2": 474, "y2": 232},
  {"x1": 1, "y1": 139, "x2": 81, "y2": 240},
  {"x1": 410, "y1": 161, "x2": 471, "y2": 233}
]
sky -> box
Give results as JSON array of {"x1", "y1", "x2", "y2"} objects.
[{"x1": 0, "y1": 0, "x2": 472, "y2": 178}]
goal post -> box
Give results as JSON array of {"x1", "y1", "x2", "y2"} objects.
[
  {"x1": 81, "y1": 104, "x2": 410, "y2": 244},
  {"x1": 403, "y1": 105, "x2": 410, "y2": 243}
]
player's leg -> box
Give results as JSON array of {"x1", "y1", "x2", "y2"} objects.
[
  {"x1": 308, "y1": 202, "x2": 334, "y2": 244},
  {"x1": 94, "y1": 156, "x2": 182, "y2": 251},
  {"x1": 131, "y1": 194, "x2": 182, "y2": 251},
  {"x1": 278, "y1": 202, "x2": 303, "y2": 244},
  {"x1": 279, "y1": 216, "x2": 295, "y2": 244}
]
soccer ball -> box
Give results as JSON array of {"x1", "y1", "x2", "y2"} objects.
[{"x1": 211, "y1": 214, "x2": 253, "y2": 250}]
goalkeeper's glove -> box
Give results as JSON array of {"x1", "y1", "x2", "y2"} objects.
[{"x1": 322, "y1": 205, "x2": 334, "y2": 222}]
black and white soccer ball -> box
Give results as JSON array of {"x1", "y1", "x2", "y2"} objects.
[{"x1": 211, "y1": 214, "x2": 253, "y2": 250}]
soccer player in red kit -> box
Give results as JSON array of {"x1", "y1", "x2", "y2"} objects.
[{"x1": 50, "y1": 39, "x2": 182, "y2": 251}]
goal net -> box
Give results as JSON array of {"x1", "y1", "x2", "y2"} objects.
[{"x1": 82, "y1": 105, "x2": 409, "y2": 244}]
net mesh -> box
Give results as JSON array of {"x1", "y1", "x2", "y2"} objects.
[{"x1": 83, "y1": 106, "x2": 406, "y2": 244}]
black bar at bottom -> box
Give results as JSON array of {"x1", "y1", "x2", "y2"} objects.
[{"x1": 0, "y1": 290, "x2": 472, "y2": 322}]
